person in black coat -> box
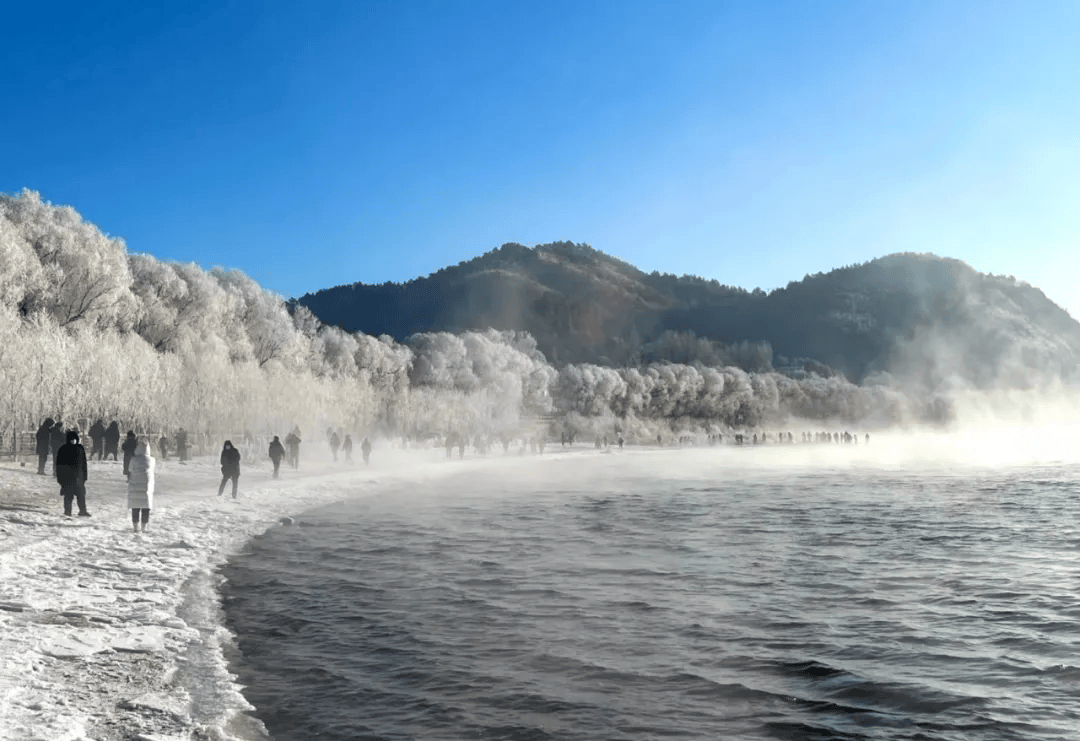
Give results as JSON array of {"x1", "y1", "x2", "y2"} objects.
[
  {"x1": 56, "y1": 429, "x2": 90, "y2": 517},
  {"x1": 35, "y1": 418, "x2": 54, "y2": 475},
  {"x1": 218, "y1": 440, "x2": 241, "y2": 498},
  {"x1": 176, "y1": 428, "x2": 188, "y2": 463},
  {"x1": 88, "y1": 419, "x2": 106, "y2": 461},
  {"x1": 268, "y1": 436, "x2": 285, "y2": 478},
  {"x1": 104, "y1": 421, "x2": 120, "y2": 461},
  {"x1": 121, "y1": 431, "x2": 138, "y2": 479},
  {"x1": 50, "y1": 420, "x2": 65, "y2": 475},
  {"x1": 285, "y1": 429, "x2": 301, "y2": 469}
]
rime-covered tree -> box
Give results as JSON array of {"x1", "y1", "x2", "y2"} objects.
[{"x1": 1, "y1": 190, "x2": 134, "y2": 328}]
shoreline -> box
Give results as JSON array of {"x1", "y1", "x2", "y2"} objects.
[
  {"x1": 0, "y1": 446, "x2": 485, "y2": 741},
  {"x1": 0, "y1": 434, "x2": 1052, "y2": 740}
]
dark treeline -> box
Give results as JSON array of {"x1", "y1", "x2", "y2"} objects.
[{"x1": 299, "y1": 243, "x2": 1080, "y2": 387}]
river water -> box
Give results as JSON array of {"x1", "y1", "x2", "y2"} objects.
[{"x1": 219, "y1": 449, "x2": 1080, "y2": 740}]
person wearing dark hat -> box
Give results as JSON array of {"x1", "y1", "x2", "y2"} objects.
[
  {"x1": 268, "y1": 435, "x2": 285, "y2": 478},
  {"x1": 56, "y1": 430, "x2": 90, "y2": 517},
  {"x1": 218, "y1": 440, "x2": 242, "y2": 498}
]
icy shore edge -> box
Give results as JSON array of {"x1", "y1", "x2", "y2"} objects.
[{"x1": 0, "y1": 447, "x2": 474, "y2": 741}]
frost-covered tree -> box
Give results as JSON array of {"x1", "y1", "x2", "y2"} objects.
[
  {"x1": 213, "y1": 268, "x2": 302, "y2": 368},
  {"x1": 1, "y1": 190, "x2": 134, "y2": 328},
  {"x1": 129, "y1": 254, "x2": 187, "y2": 351},
  {"x1": 0, "y1": 189, "x2": 943, "y2": 452},
  {"x1": 0, "y1": 213, "x2": 45, "y2": 310}
]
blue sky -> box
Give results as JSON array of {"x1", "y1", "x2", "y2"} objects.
[{"x1": 3, "y1": 0, "x2": 1079, "y2": 318}]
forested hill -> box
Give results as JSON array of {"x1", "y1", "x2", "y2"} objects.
[{"x1": 297, "y1": 243, "x2": 1080, "y2": 387}]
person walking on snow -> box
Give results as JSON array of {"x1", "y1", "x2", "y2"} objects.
[
  {"x1": 361, "y1": 437, "x2": 372, "y2": 464},
  {"x1": 329, "y1": 430, "x2": 341, "y2": 461},
  {"x1": 342, "y1": 434, "x2": 353, "y2": 462},
  {"x1": 122, "y1": 430, "x2": 138, "y2": 479},
  {"x1": 127, "y1": 440, "x2": 155, "y2": 532},
  {"x1": 35, "y1": 418, "x2": 53, "y2": 475},
  {"x1": 175, "y1": 428, "x2": 188, "y2": 463},
  {"x1": 268, "y1": 435, "x2": 285, "y2": 478},
  {"x1": 218, "y1": 440, "x2": 241, "y2": 498},
  {"x1": 88, "y1": 419, "x2": 106, "y2": 460},
  {"x1": 104, "y1": 421, "x2": 121, "y2": 461},
  {"x1": 285, "y1": 429, "x2": 301, "y2": 469},
  {"x1": 56, "y1": 429, "x2": 90, "y2": 517}
]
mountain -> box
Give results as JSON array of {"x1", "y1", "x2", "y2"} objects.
[{"x1": 295, "y1": 243, "x2": 1080, "y2": 388}]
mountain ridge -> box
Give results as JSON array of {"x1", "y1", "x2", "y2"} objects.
[{"x1": 296, "y1": 243, "x2": 1080, "y2": 388}]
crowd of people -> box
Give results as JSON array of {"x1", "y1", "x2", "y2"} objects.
[
  {"x1": 32, "y1": 418, "x2": 376, "y2": 529},
  {"x1": 32, "y1": 414, "x2": 874, "y2": 530}
]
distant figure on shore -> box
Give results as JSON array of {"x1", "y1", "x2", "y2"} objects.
[
  {"x1": 218, "y1": 440, "x2": 241, "y2": 498},
  {"x1": 104, "y1": 421, "x2": 120, "y2": 461},
  {"x1": 329, "y1": 430, "x2": 341, "y2": 461},
  {"x1": 343, "y1": 434, "x2": 353, "y2": 462},
  {"x1": 176, "y1": 428, "x2": 188, "y2": 463},
  {"x1": 50, "y1": 420, "x2": 65, "y2": 475},
  {"x1": 361, "y1": 437, "x2": 371, "y2": 464},
  {"x1": 127, "y1": 440, "x2": 154, "y2": 532},
  {"x1": 268, "y1": 435, "x2": 285, "y2": 478},
  {"x1": 88, "y1": 419, "x2": 106, "y2": 461},
  {"x1": 285, "y1": 428, "x2": 301, "y2": 469},
  {"x1": 35, "y1": 418, "x2": 53, "y2": 475},
  {"x1": 444, "y1": 432, "x2": 457, "y2": 459},
  {"x1": 158, "y1": 434, "x2": 169, "y2": 460},
  {"x1": 122, "y1": 431, "x2": 138, "y2": 479},
  {"x1": 56, "y1": 430, "x2": 89, "y2": 517}
]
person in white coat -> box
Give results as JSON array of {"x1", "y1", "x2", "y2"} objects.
[{"x1": 127, "y1": 440, "x2": 155, "y2": 532}]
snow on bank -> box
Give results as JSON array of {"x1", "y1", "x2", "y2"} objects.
[
  {"x1": 0, "y1": 434, "x2": 983, "y2": 741},
  {"x1": 0, "y1": 445, "x2": 492, "y2": 741}
]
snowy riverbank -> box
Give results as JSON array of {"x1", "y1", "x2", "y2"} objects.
[
  {"x1": 0, "y1": 444, "x2": 498, "y2": 741},
  {"x1": 0, "y1": 432, "x2": 1019, "y2": 741}
]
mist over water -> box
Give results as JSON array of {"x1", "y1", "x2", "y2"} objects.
[{"x1": 221, "y1": 447, "x2": 1080, "y2": 741}]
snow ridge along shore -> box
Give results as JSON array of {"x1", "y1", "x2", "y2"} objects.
[{"x1": 0, "y1": 447, "x2": 470, "y2": 741}]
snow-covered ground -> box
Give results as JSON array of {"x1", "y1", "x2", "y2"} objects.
[
  {"x1": 0, "y1": 437, "x2": 893, "y2": 741},
  {"x1": 0, "y1": 444, "x2": 481, "y2": 741}
]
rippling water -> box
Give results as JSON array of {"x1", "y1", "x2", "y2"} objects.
[{"x1": 220, "y1": 452, "x2": 1080, "y2": 740}]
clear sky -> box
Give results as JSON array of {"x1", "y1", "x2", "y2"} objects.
[{"x1": 3, "y1": 0, "x2": 1079, "y2": 318}]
